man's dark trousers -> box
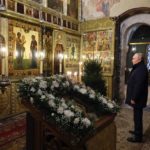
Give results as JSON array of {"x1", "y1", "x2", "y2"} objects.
[{"x1": 134, "y1": 106, "x2": 143, "y2": 139}]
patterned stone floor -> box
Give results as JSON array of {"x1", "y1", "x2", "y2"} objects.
[
  {"x1": 115, "y1": 105, "x2": 150, "y2": 150},
  {"x1": 1, "y1": 106, "x2": 150, "y2": 150}
]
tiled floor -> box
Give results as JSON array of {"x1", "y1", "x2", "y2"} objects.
[{"x1": 115, "y1": 106, "x2": 150, "y2": 150}]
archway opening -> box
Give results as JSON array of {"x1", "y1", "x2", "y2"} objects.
[{"x1": 125, "y1": 25, "x2": 150, "y2": 84}]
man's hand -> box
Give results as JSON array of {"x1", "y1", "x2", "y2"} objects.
[{"x1": 131, "y1": 100, "x2": 135, "y2": 104}]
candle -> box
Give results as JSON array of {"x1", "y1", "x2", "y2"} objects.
[
  {"x1": 58, "y1": 53, "x2": 63, "y2": 74},
  {"x1": 79, "y1": 61, "x2": 83, "y2": 82},
  {"x1": 40, "y1": 60, "x2": 43, "y2": 75},
  {"x1": 59, "y1": 59, "x2": 62, "y2": 74},
  {"x1": 37, "y1": 51, "x2": 45, "y2": 75},
  {"x1": 1, "y1": 47, "x2": 6, "y2": 75},
  {"x1": 74, "y1": 72, "x2": 77, "y2": 82},
  {"x1": 2, "y1": 57, "x2": 5, "y2": 75}
]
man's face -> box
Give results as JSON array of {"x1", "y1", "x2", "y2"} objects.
[{"x1": 132, "y1": 54, "x2": 141, "y2": 65}]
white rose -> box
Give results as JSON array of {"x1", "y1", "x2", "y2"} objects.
[
  {"x1": 64, "y1": 110, "x2": 74, "y2": 118},
  {"x1": 30, "y1": 87, "x2": 36, "y2": 92},
  {"x1": 73, "y1": 85, "x2": 80, "y2": 91},
  {"x1": 32, "y1": 79, "x2": 38, "y2": 82},
  {"x1": 61, "y1": 103, "x2": 68, "y2": 109},
  {"x1": 99, "y1": 96, "x2": 107, "y2": 104},
  {"x1": 41, "y1": 95, "x2": 46, "y2": 100},
  {"x1": 37, "y1": 89, "x2": 43, "y2": 95},
  {"x1": 107, "y1": 103, "x2": 114, "y2": 109},
  {"x1": 39, "y1": 80, "x2": 47, "y2": 89},
  {"x1": 89, "y1": 94, "x2": 95, "y2": 99},
  {"x1": 82, "y1": 118, "x2": 91, "y2": 128},
  {"x1": 52, "y1": 81, "x2": 59, "y2": 88},
  {"x1": 80, "y1": 88, "x2": 87, "y2": 94},
  {"x1": 57, "y1": 107, "x2": 64, "y2": 114},
  {"x1": 47, "y1": 94, "x2": 55, "y2": 100},
  {"x1": 51, "y1": 113, "x2": 54, "y2": 116},
  {"x1": 65, "y1": 81, "x2": 70, "y2": 86},
  {"x1": 74, "y1": 118, "x2": 80, "y2": 124},
  {"x1": 48, "y1": 100, "x2": 56, "y2": 108}
]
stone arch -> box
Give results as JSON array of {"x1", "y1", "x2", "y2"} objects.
[{"x1": 119, "y1": 14, "x2": 150, "y2": 101}]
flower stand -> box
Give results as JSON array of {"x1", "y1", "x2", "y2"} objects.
[{"x1": 22, "y1": 100, "x2": 116, "y2": 150}]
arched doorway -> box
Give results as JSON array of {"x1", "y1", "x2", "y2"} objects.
[
  {"x1": 119, "y1": 13, "x2": 150, "y2": 105},
  {"x1": 125, "y1": 25, "x2": 150, "y2": 83}
]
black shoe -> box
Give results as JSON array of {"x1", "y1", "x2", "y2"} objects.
[
  {"x1": 127, "y1": 136, "x2": 142, "y2": 143},
  {"x1": 129, "y1": 130, "x2": 135, "y2": 135}
]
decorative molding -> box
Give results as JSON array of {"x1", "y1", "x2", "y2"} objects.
[
  {"x1": 0, "y1": 0, "x2": 80, "y2": 35},
  {"x1": 80, "y1": 18, "x2": 116, "y2": 32}
]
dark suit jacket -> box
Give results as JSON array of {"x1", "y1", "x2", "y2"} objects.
[{"x1": 125, "y1": 61, "x2": 148, "y2": 108}]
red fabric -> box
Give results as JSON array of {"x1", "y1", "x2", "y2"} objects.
[{"x1": 0, "y1": 115, "x2": 26, "y2": 147}]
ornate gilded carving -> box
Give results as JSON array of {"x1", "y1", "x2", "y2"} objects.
[{"x1": 81, "y1": 18, "x2": 115, "y2": 32}]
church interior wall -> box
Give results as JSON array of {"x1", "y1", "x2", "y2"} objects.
[
  {"x1": 119, "y1": 14, "x2": 150, "y2": 101},
  {"x1": 81, "y1": 0, "x2": 150, "y2": 20},
  {"x1": 0, "y1": 0, "x2": 150, "y2": 102}
]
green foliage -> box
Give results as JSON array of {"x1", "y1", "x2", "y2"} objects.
[{"x1": 82, "y1": 60, "x2": 107, "y2": 96}]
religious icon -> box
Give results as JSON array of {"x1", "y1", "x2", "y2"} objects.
[
  {"x1": 15, "y1": 32, "x2": 26, "y2": 69},
  {"x1": 30, "y1": 35, "x2": 37, "y2": 68}
]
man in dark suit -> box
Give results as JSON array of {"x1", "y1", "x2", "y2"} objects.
[{"x1": 126, "y1": 53, "x2": 148, "y2": 143}]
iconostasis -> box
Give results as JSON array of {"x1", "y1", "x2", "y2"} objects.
[
  {"x1": 52, "y1": 30, "x2": 80, "y2": 82},
  {"x1": 81, "y1": 18, "x2": 116, "y2": 98}
]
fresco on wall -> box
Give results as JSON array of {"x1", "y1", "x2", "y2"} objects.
[
  {"x1": 82, "y1": 29, "x2": 114, "y2": 74},
  {"x1": 97, "y1": 30, "x2": 112, "y2": 51},
  {"x1": 67, "y1": 0, "x2": 78, "y2": 19},
  {"x1": 47, "y1": 0, "x2": 63, "y2": 12},
  {"x1": 82, "y1": 0, "x2": 120, "y2": 19},
  {"x1": 83, "y1": 32, "x2": 97, "y2": 52}
]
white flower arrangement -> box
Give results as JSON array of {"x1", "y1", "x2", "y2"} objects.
[{"x1": 18, "y1": 74, "x2": 119, "y2": 137}]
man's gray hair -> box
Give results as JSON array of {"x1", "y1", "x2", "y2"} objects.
[{"x1": 135, "y1": 53, "x2": 144, "y2": 61}]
